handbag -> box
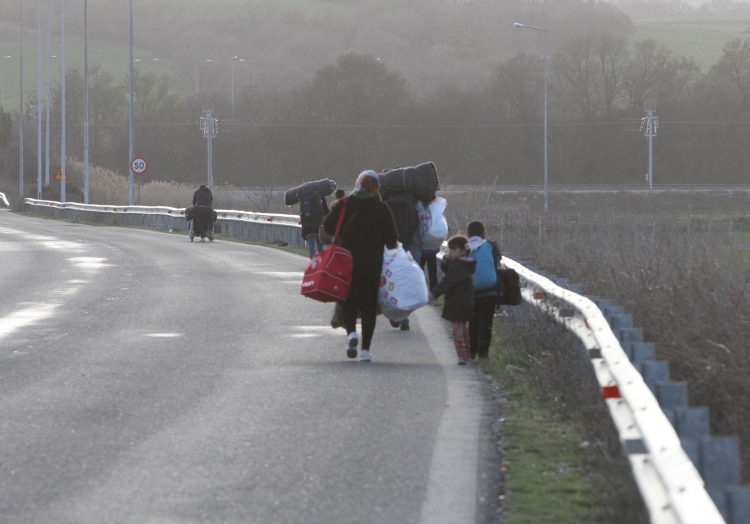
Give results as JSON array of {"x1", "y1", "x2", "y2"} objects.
[{"x1": 301, "y1": 198, "x2": 353, "y2": 303}]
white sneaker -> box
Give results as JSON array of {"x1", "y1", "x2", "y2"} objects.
[
  {"x1": 346, "y1": 332, "x2": 358, "y2": 359},
  {"x1": 359, "y1": 350, "x2": 371, "y2": 362}
]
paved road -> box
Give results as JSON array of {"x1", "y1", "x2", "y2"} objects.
[{"x1": 0, "y1": 210, "x2": 501, "y2": 524}]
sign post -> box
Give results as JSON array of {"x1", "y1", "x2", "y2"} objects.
[{"x1": 130, "y1": 157, "x2": 148, "y2": 205}]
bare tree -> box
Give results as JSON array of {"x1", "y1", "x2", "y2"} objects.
[
  {"x1": 311, "y1": 53, "x2": 409, "y2": 124},
  {"x1": 623, "y1": 38, "x2": 672, "y2": 111},
  {"x1": 492, "y1": 52, "x2": 544, "y2": 122},
  {"x1": 711, "y1": 38, "x2": 750, "y2": 110},
  {"x1": 552, "y1": 35, "x2": 603, "y2": 119}
]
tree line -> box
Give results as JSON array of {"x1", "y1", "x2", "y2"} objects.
[{"x1": 2, "y1": 1, "x2": 750, "y2": 198}]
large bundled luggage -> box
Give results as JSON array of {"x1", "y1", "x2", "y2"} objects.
[
  {"x1": 378, "y1": 243, "x2": 429, "y2": 321},
  {"x1": 284, "y1": 179, "x2": 336, "y2": 206},
  {"x1": 378, "y1": 162, "x2": 440, "y2": 203}
]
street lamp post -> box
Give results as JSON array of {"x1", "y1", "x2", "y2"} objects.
[
  {"x1": 231, "y1": 57, "x2": 253, "y2": 119},
  {"x1": 513, "y1": 22, "x2": 548, "y2": 212},
  {"x1": 128, "y1": 0, "x2": 134, "y2": 205},
  {"x1": 60, "y1": 0, "x2": 66, "y2": 202},
  {"x1": 37, "y1": 0, "x2": 42, "y2": 200},
  {"x1": 195, "y1": 60, "x2": 212, "y2": 102},
  {"x1": 45, "y1": 0, "x2": 52, "y2": 185},
  {"x1": 20, "y1": 0, "x2": 24, "y2": 198},
  {"x1": 45, "y1": 55, "x2": 55, "y2": 186},
  {"x1": 153, "y1": 58, "x2": 170, "y2": 94},
  {"x1": 0, "y1": 56, "x2": 10, "y2": 108},
  {"x1": 83, "y1": 0, "x2": 89, "y2": 203}
]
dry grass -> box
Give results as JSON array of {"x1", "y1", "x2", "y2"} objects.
[{"x1": 444, "y1": 189, "x2": 750, "y2": 482}]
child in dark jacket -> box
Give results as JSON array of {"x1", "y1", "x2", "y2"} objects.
[{"x1": 429, "y1": 236, "x2": 476, "y2": 365}]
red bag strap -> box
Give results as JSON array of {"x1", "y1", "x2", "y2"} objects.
[{"x1": 332, "y1": 198, "x2": 348, "y2": 243}]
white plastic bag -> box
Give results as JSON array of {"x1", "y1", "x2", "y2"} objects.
[
  {"x1": 378, "y1": 243, "x2": 429, "y2": 321},
  {"x1": 418, "y1": 197, "x2": 449, "y2": 250}
]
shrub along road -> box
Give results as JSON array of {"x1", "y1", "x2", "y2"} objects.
[{"x1": 0, "y1": 209, "x2": 503, "y2": 524}]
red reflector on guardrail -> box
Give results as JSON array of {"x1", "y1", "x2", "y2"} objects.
[
  {"x1": 533, "y1": 291, "x2": 545, "y2": 300},
  {"x1": 601, "y1": 385, "x2": 621, "y2": 399},
  {"x1": 237, "y1": 214, "x2": 241, "y2": 218},
  {"x1": 267, "y1": 218, "x2": 272, "y2": 222}
]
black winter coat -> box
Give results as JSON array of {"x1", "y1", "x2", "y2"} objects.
[
  {"x1": 193, "y1": 187, "x2": 213, "y2": 207},
  {"x1": 432, "y1": 257, "x2": 476, "y2": 322},
  {"x1": 323, "y1": 196, "x2": 398, "y2": 284}
]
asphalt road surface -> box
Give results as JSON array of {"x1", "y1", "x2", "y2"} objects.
[{"x1": 0, "y1": 210, "x2": 502, "y2": 524}]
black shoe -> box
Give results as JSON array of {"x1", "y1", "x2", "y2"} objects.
[
  {"x1": 389, "y1": 320, "x2": 400, "y2": 328},
  {"x1": 400, "y1": 320, "x2": 410, "y2": 331}
]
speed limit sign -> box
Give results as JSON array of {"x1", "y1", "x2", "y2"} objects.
[{"x1": 130, "y1": 157, "x2": 148, "y2": 175}]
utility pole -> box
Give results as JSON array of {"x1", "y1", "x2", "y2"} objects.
[
  {"x1": 19, "y1": 0, "x2": 24, "y2": 198},
  {"x1": 37, "y1": 0, "x2": 42, "y2": 199},
  {"x1": 128, "y1": 0, "x2": 134, "y2": 205},
  {"x1": 60, "y1": 0, "x2": 66, "y2": 203},
  {"x1": 640, "y1": 109, "x2": 658, "y2": 191},
  {"x1": 45, "y1": 0, "x2": 51, "y2": 185},
  {"x1": 83, "y1": 0, "x2": 89, "y2": 203},
  {"x1": 200, "y1": 108, "x2": 218, "y2": 188}
]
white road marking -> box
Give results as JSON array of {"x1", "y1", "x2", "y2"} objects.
[
  {"x1": 144, "y1": 333, "x2": 183, "y2": 338},
  {"x1": 68, "y1": 257, "x2": 110, "y2": 269},
  {"x1": 0, "y1": 303, "x2": 59, "y2": 342},
  {"x1": 257, "y1": 271, "x2": 304, "y2": 277},
  {"x1": 415, "y1": 307, "x2": 483, "y2": 524}
]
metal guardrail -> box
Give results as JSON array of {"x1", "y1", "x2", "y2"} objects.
[
  {"x1": 501, "y1": 257, "x2": 727, "y2": 524},
  {"x1": 21, "y1": 199, "x2": 305, "y2": 248},
  {"x1": 0, "y1": 192, "x2": 9, "y2": 208}
]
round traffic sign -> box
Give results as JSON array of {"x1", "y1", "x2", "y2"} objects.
[{"x1": 130, "y1": 157, "x2": 148, "y2": 175}]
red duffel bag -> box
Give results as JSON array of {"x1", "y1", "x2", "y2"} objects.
[{"x1": 301, "y1": 198, "x2": 352, "y2": 302}]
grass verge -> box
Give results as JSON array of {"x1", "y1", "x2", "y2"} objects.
[{"x1": 481, "y1": 308, "x2": 647, "y2": 523}]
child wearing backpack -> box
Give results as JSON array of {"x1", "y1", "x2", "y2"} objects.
[
  {"x1": 428, "y1": 236, "x2": 476, "y2": 365},
  {"x1": 467, "y1": 220, "x2": 501, "y2": 359}
]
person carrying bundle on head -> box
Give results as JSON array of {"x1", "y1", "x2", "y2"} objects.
[{"x1": 300, "y1": 192, "x2": 329, "y2": 259}]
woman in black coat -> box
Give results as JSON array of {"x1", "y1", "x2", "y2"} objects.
[{"x1": 323, "y1": 171, "x2": 398, "y2": 362}]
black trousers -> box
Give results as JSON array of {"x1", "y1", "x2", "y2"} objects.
[
  {"x1": 196, "y1": 206, "x2": 213, "y2": 238},
  {"x1": 469, "y1": 296, "x2": 496, "y2": 359},
  {"x1": 420, "y1": 254, "x2": 438, "y2": 289},
  {"x1": 342, "y1": 272, "x2": 379, "y2": 350}
]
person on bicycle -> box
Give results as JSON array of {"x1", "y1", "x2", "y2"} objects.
[{"x1": 192, "y1": 184, "x2": 214, "y2": 242}]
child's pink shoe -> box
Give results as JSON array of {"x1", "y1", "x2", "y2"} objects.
[{"x1": 457, "y1": 352, "x2": 468, "y2": 365}]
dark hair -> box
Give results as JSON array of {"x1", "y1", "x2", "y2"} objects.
[
  {"x1": 335, "y1": 189, "x2": 345, "y2": 199},
  {"x1": 199, "y1": 184, "x2": 207, "y2": 189},
  {"x1": 447, "y1": 235, "x2": 470, "y2": 253},
  {"x1": 467, "y1": 220, "x2": 486, "y2": 238}
]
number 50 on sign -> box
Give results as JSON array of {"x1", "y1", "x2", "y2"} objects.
[{"x1": 130, "y1": 157, "x2": 148, "y2": 175}]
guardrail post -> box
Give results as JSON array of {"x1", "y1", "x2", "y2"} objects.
[
  {"x1": 630, "y1": 343, "x2": 655, "y2": 370},
  {"x1": 701, "y1": 436, "x2": 741, "y2": 521},
  {"x1": 619, "y1": 328, "x2": 643, "y2": 358},
  {"x1": 727, "y1": 487, "x2": 750, "y2": 524},
  {"x1": 604, "y1": 306, "x2": 624, "y2": 324},
  {"x1": 641, "y1": 361, "x2": 669, "y2": 394},
  {"x1": 656, "y1": 381, "x2": 688, "y2": 424}
]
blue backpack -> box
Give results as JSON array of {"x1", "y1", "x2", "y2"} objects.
[{"x1": 471, "y1": 242, "x2": 497, "y2": 291}]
